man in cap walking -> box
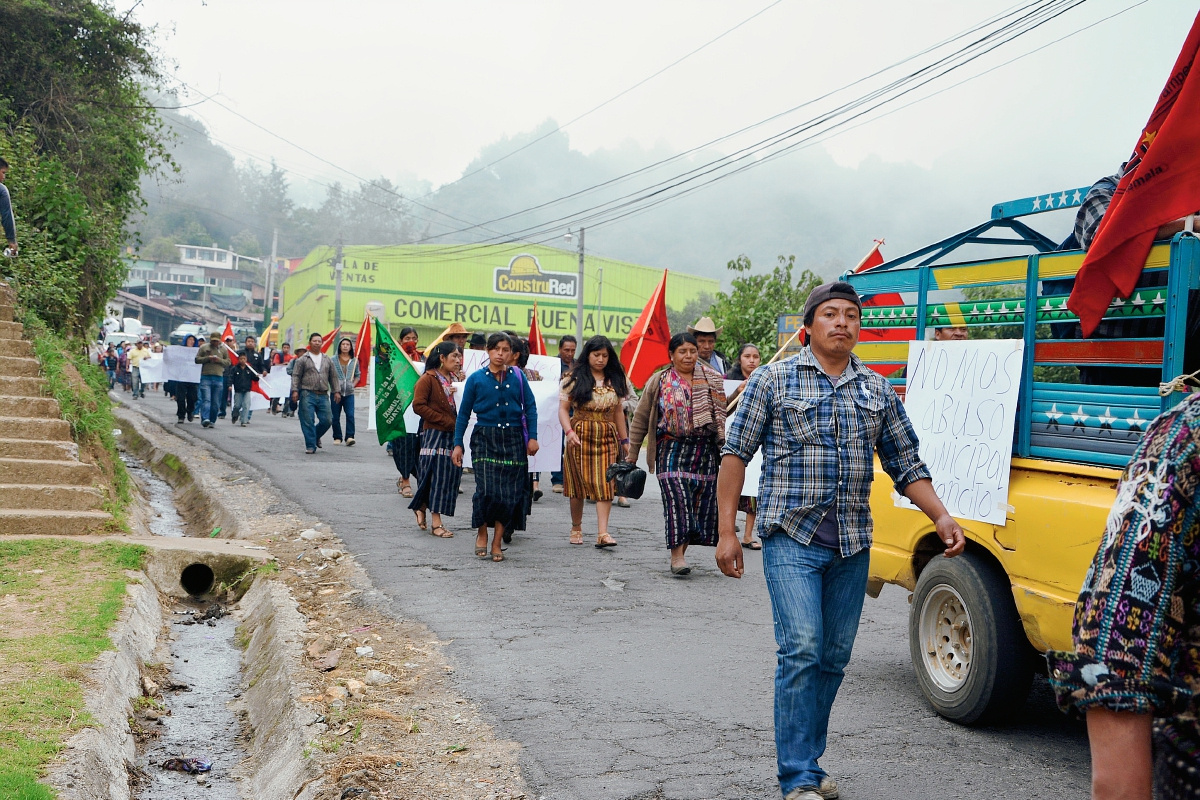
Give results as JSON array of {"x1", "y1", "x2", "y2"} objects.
[
  {"x1": 687, "y1": 316, "x2": 727, "y2": 373},
  {"x1": 716, "y1": 281, "x2": 965, "y2": 800}
]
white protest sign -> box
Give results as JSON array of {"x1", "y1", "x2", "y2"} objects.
[
  {"x1": 899, "y1": 339, "x2": 1024, "y2": 526},
  {"x1": 137, "y1": 354, "x2": 163, "y2": 384},
  {"x1": 248, "y1": 391, "x2": 271, "y2": 411},
  {"x1": 162, "y1": 346, "x2": 202, "y2": 383},
  {"x1": 259, "y1": 365, "x2": 292, "y2": 399},
  {"x1": 403, "y1": 362, "x2": 424, "y2": 434},
  {"x1": 456, "y1": 351, "x2": 563, "y2": 473},
  {"x1": 723, "y1": 379, "x2": 763, "y2": 497}
]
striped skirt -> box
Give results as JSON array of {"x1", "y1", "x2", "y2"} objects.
[
  {"x1": 391, "y1": 432, "x2": 420, "y2": 479},
  {"x1": 409, "y1": 428, "x2": 462, "y2": 516},
  {"x1": 655, "y1": 433, "x2": 720, "y2": 550},
  {"x1": 470, "y1": 426, "x2": 528, "y2": 530},
  {"x1": 563, "y1": 415, "x2": 618, "y2": 501}
]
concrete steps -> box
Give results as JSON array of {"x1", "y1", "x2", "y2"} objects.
[
  {"x1": 0, "y1": 416, "x2": 72, "y2": 441},
  {"x1": 0, "y1": 509, "x2": 112, "y2": 536},
  {"x1": 0, "y1": 483, "x2": 104, "y2": 511},
  {"x1": 0, "y1": 395, "x2": 61, "y2": 418},
  {"x1": 0, "y1": 284, "x2": 112, "y2": 531},
  {"x1": 0, "y1": 438, "x2": 77, "y2": 460}
]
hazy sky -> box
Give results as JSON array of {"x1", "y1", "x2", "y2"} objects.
[{"x1": 136, "y1": 0, "x2": 1195, "y2": 208}]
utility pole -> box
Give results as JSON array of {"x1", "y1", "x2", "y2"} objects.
[
  {"x1": 575, "y1": 227, "x2": 585, "y2": 342},
  {"x1": 333, "y1": 237, "x2": 345, "y2": 329},
  {"x1": 263, "y1": 227, "x2": 278, "y2": 325}
]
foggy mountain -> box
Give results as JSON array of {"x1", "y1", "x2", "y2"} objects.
[{"x1": 134, "y1": 113, "x2": 1086, "y2": 284}]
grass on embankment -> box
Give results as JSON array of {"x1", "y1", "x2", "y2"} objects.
[
  {"x1": 23, "y1": 313, "x2": 131, "y2": 528},
  {"x1": 0, "y1": 538, "x2": 145, "y2": 799}
]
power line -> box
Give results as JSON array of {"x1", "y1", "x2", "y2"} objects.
[{"x1": 414, "y1": 0, "x2": 791, "y2": 200}]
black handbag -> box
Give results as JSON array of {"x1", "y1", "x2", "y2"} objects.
[{"x1": 606, "y1": 461, "x2": 647, "y2": 500}]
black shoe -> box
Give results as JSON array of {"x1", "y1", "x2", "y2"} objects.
[
  {"x1": 502, "y1": 530, "x2": 512, "y2": 544},
  {"x1": 533, "y1": 489, "x2": 544, "y2": 502},
  {"x1": 187, "y1": 414, "x2": 194, "y2": 422},
  {"x1": 217, "y1": 413, "x2": 226, "y2": 419},
  {"x1": 316, "y1": 438, "x2": 322, "y2": 448},
  {"x1": 231, "y1": 412, "x2": 239, "y2": 424}
]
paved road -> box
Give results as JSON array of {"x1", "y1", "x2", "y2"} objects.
[{"x1": 123, "y1": 391, "x2": 1089, "y2": 800}]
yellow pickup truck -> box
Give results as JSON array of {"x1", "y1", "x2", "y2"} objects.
[{"x1": 837, "y1": 189, "x2": 1198, "y2": 724}]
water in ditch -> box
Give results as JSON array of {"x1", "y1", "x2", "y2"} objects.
[
  {"x1": 121, "y1": 449, "x2": 249, "y2": 797},
  {"x1": 121, "y1": 452, "x2": 186, "y2": 537},
  {"x1": 135, "y1": 613, "x2": 248, "y2": 799}
]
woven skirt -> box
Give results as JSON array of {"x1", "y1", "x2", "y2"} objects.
[
  {"x1": 470, "y1": 426, "x2": 528, "y2": 530},
  {"x1": 391, "y1": 432, "x2": 420, "y2": 479},
  {"x1": 409, "y1": 428, "x2": 462, "y2": 516},
  {"x1": 563, "y1": 416, "x2": 618, "y2": 501},
  {"x1": 655, "y1": 434, "x2": 720, "y2": 550}
]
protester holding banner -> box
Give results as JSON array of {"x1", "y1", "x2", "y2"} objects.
[
  {"x1": 627, "y1": 332, "x2": 726, "y2": 576},
  {"x1": 559, "y1": 336, "x2": 628, "y2": 548},
  {"x1": 193, "y1": 333, "x2": 230, "y2": 428},
  {"x1": 291, "y1": 332, "x2": 340, "y2": 454},
  {"x1": 409, "y1": 341, "x2": 464, "y2": 538},
  {"x1": 452, "y1": 333, "x2": 539, "y2": 563},
  {"x1": 330, "y1": 337, "x2": 359, "y2": 446},
  {"x1": 174, "y1": 334, "x2": 200, "y2": 423},
  {"x1": 725, "y1": 343, "x2": 763, "y2": 550},
  {"x1": 392, "y1": 327, "x2": 424, "y2": 496}
]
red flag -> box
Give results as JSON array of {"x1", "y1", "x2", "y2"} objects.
[
  {"x1": 353, "y1": 316, "x2": 371, "y2": 388},
  {"x1": 852, "y1": 239, "x2": 912, "y2": 344},
  {"x1": 221, "y1": 320, "x2": 235, "y2": 343},
  {"x1": 320, "y1": 325, "x2": 342, "y2": 354},
  {"x1": 620, "y1": 271, "x2": 671, "y2": 389},
  {"x1": 1069, "y1": 11, "x2": 1200, "y2": 336},
  {"x1": 250, "y1": 380, "x2": 271, "y2": 401},
  {"x1": 853, "y1": 239, "x2": 886, "y2": 273},
  {"x1": 528, "y1": 302, "x2": 547, "y2": 356}
]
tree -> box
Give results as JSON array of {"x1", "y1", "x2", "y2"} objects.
[
  {"x1": 0, "y1": 0, "x2": 168, "y2": 334},
  {"x1": 666, "y1": 291, "x2": 714, "y2": 337},
  {"x1": 708, "y1": 255, "x2": 823, "y2": 359}
]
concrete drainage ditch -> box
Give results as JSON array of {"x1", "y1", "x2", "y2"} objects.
[{"x1": 48, "y1": 418, "x2": 317, "y2": 800}]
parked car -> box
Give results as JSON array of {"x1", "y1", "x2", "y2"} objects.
[
  {"x1": 169, "y1": 323, "x2": 208, "y2": 345},
  {"x1": 103, "y1": 332, "x2": 141, "y2": 348}
]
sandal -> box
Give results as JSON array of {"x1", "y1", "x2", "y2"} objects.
[
  {"x1": 400, "y1": 484, "x2": 414, "y2": 498},
  {"x1": 491, "y1": 552, "x2": 505, "y2": 562},
  {"x1": 595, "y1": 533, "x2": 618, "y2": 548},
  {"x1": 569, "y1": 528, "x2": 583, "y2": 546},
  {"x1": 741, "y1": 539, "x2": 762, "y2": 550},
  {"x1": 431, "y1": 526, "x2": 453, "y2": 538},
  {"x1": 475, "y1": 547, "x2": 488, "y2": 558},
  {"x1": 396, "y1": 477, "x2": 405, "y2": 494},
  {"x1": 414, "y1": 510, "x2": 427, "y2": 530}
]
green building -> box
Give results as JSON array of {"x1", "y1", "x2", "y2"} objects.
[{"x1": 277, "y1": 243, "x2": 718, "y2": 349}]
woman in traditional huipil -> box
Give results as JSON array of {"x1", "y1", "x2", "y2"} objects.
[
  {"x1": 628, "y1": 333, "x2": 726, "y2": 576},
  {"x1": 558, "y1": 336, "x2": 629, "y2": 548},
  {"x1": 391, "y1": 326, "x2": 424, "y2": 496},
  {"x1": 452, "y1": 334, "x2": 539, "y2": 562},
  {"x1": 725, "y1": 343, "x2": 763, "y2": 550},
  {"x1": 409, "y1": 341, "x2": 464, "y2": 538}
]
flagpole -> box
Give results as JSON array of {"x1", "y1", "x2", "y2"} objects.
[{"x1": 726, "y1": 328, "x2": 802, "y2": 413}]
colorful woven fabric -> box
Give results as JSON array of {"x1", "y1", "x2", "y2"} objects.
[
  {"x1": 391, "y1": 432, "x2": 420, "y2": 479},
  {"x1": 655, "y1": 434, "x2": 719, "y2": 550},
  {"x1": 409, "y1": 428, "x2": 462, "y2": 516},
  {"x1": 561, "y1": 381, "x2": 620, "y2": 501},
  {"x1": 469, "y1": 425, "x2": 528, "y2": 530},
  {"x1": 1048, "y1": 393, "x2": 1200, "y2": 798}
]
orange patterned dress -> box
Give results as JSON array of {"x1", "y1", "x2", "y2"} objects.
[{"x1": 561, "y1": 379, "x2": 620, "y2": 501}]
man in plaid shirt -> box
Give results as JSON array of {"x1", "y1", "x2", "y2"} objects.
[{"x1": 716, "y1": 281, "x2": 965, "y2": 800}]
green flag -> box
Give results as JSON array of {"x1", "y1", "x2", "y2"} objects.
[{"x1": 373, "y1": 318, "x2": 420, "y2": 445}]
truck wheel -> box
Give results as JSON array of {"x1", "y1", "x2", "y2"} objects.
[{"x1": 909, "y1": 552, "x2": 1033, "y2": 725}]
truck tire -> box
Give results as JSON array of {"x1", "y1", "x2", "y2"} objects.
[{"x1": 908, "y1": 552, "x2": 1033, "y2": 724}]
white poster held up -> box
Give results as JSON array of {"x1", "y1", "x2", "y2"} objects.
[
  {"x1": 136, "y1": 354, "x2": 163, "y2": 384},
  {"x1": 723, "y1": 379, "x2": 763, "y2": 497},
  {"x1": 899, "y1": 339, "x2": 1024, "y2": 526},
  {"x1": 455, "y1": 350, "x2": 563, "y2": 473},
  {"x1": 162, "y1": 346, "x2": 202, "y2": 383},
  {"x1": 258, "y1": 365, "x2": 292, "y2": 399}
]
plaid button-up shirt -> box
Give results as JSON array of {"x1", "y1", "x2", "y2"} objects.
[{"x1": 722, "y1": 347, "x2": 930, "y2": 556}]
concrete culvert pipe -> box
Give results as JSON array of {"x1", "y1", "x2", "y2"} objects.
[{"x1": 180, "y1": 563, "x2": 216, "y2": 596}]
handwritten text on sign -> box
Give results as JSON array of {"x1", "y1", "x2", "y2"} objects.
[{"x1": 900, "y1": 339, "x2": 1024, "y2": 526}]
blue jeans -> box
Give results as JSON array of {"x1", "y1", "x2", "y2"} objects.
[
  {"x1": 197, "y1": 375, "x2": 224, "y2": 424},
  {"x1": 298, "y1": 390, "x2": 332, "y2": 451},
  {"x1": 762, "y1": 533, "x2": 870, "y2": 795},
  {"x1": 331, "y1": 392, "x2": 355, "y2": 441},
  {"x1": 232, "y1": 391, "x2": 252, "y2": 423}
]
